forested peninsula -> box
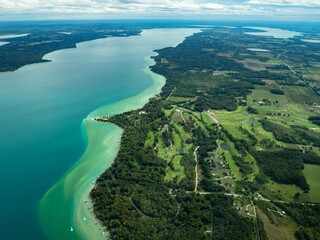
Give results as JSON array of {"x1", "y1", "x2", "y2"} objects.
[
  {"x1": 91, "y1": 27, "x2": 320, "y2": 239},
  {"x1": 0, "y1": 22, "x2": 141, "y2": 72}
]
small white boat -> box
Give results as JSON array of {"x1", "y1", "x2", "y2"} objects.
[
  {"x1": 70, "y1": 226, "x2": 74, "y2": 232},
  {"x1": 83, "y1": 217, "x2": 87, "y2": 221}
]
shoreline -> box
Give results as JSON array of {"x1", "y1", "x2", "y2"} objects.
[
  {"x1": 37, "y1": 28, "x2": 200, "y2": 240},
  {"x1": 37, "y1": 56, "x2": 167, "y2": 240},
  {"x1": 37, "y1": 55, "x2": 172, "y2": 240},
  {"x1": 78, "y1": 56, "x2": 168, "y2": 238}
]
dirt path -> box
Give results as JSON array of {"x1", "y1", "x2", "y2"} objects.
[
  {"x1": 130, "y1": 184, "x2": 151, "y2": 218},
  {"x1": 166, "y1": 87, "x2": 176, "y2": 101},
  {"x1": 194, "y1": 146, "x2": 200, "y2": 192},
  {"x1": 180, "y1": 111, "x2": 187, "y2": 124}
]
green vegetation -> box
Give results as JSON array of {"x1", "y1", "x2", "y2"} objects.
[
  {"x1": 308, "y1": 116, "x2": 320, "y2": 126},
  {"x1": 270, "y1": 89, "x2": 285, "y2": 95},
  {"x1": 303, "y1": 164, "x2": 320, "y2": 202},
  {"x1": 91, "y1": 26, "x2": 320, "y2": 239},
  {"x1": 252, "y1": 150, "x2": 312, "y2": 191},
  {"x1": 261, "y1": 119, "x2": 320, "y2": 146},
  {"x1": 91, "y1": 97, "x2": 254, "y2": 239},
  {"x1": 274, "y1": 202, "x2": 320, "y2": 240}
]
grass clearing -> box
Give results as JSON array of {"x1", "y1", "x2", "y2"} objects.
[
  {"x1": 201, "y1": 113, "x2": 214, "y2": 126},
  {"x1": 303, "y1": 164, "x2": 320, "y2": 202},
  {"x1": 245, "y1": 154, "x2": 260, "y2": 181},
  {"x1": 165, "y1": 155, "x2": 186, "y2": 182},
  {"x1": 240, "y1": 58, "x2": 274, "y2": 71},
  {"x1": 144, "y1": 131, "x2": 155, "y2": 148},
  {"x1": 164, "y1": 108, "x2": 174, "y2": 117},
  {"x1": 190, "y1": 114, "x2": 208, "y2": 133},
  {"x1": 218, "y1": 140, "x2": 241, "y2": 181},
  {"x1": 256, "y1": 208, "x2": 297, "y2": 240},
  {"x1": 214, "y1": 107, "x2": 252, "y2": 141},
  {"x1": 172, "y1": 111, "x2": 184, "y2": 123},
  {"x1": 262, "y1": 181, "x2": 302, "y2": 202},
  {"x1": 283, "y1": 86, "x2": 319, "y2": 104},
  {"x1": 169, "y1": 96, "x2": 195, "y2": 102},
  {"x1": 172, "y1": 129, "x2": 182, "y2": 150},
  {"x1": 157, "y1": 134, "x2": 169, "y2": 162},
  {"x1": 248, "y1": 88, "x2": 289, "y2": 104}
]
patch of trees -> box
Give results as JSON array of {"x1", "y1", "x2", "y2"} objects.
[
  {"x1": 270, "y1": 89, "x2": 285, "y2": 95},
  {"x1": 235, "y1": 180, "x2": 259, "y2": 195},
  {"x1": 162, "y1": 128, "x2": 172, "y2": 147},
  {"x1": 252, "y1": 149, "x2": 310, "y2": 191},
  {"x1": 291, "y1": 125, "x2": 320, "y2": 147},
  {"x1": 239, "y1": 127, "x2": 258, "y2": 145},
  {"x1": 179, "y1": 153, "x2": 196, "y2": 191},
  {"x1": 208, "y1": 194, "x2": 255, "y2": 239},
  {"x1": 233, "y1": 155, "x2": 253, "y2": 175},
  {"x1": 154, "y1": 30, "x2": 246, "y2": 72},
  {"x1": 308, "y1": 116, "x2": 320, "y2": 126},
  {"x1": 266, "y1": 64, "x2": 289, "y2": 70},
  {"x1": 261, "y1": 119, "x2": 296, "y2": 143},
  {"x1": 194, "y1": 96, "x2": 238, "y2": 112},
  {"x1": 132, "y1": 183, "x2": 178, "y2": 218},
  {"x1": 261, "y1": 119, "x2": 320, "y2": 147},
  {"x1": 274, "y1": 203, "x2": 320, "y2": 240},
  {"x1": 247, "y1": 106, "x2": 259, "y2": 114},
  {"x1": 230, "y1": 70, "x2": 285, "y2": 82}
]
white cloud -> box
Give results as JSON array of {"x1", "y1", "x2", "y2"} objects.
[
  {"x1": 0, "y1": 0, "x2": 318, "y2": 19},
  {"x1": 0, "y1": 0, "x2": 267, "y2": 14},
  {"x1": 247, "y1": 0, "x2": 320, "y2": 7}
]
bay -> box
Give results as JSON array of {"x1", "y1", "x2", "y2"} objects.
[
  {"x1": 244, "y1": 27, "x2": 301, "y2": 39},
  {"x1": 0, "y1": 28, "x2": 198, "y2": 240}
]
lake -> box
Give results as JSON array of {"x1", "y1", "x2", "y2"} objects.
[
  {"x1": 302, "y1": 39, "x2": 320, "y2": 43},
  {"x1": 0, "y1": 28, "x2": 199, "y2": 240},
  {"x1": 244, "y1": 27, "x2": 301, "y2": 39}
]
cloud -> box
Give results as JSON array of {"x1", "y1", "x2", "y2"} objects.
[
  {"x1": 0, "y1": 0, "x2": 319, "y2": 19},
  {"x1": 0, "y1": 0, "x2": 267, "y2": 14},
  {"x1": 247, "y1": 0, "x2": 320, "y2": 7}
]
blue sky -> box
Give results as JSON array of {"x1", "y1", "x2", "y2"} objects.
[{"x1": 0, "y1": 0, "x2": 319, "y2": 21}]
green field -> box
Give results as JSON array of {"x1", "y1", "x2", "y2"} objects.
[
  {"x1": 248, "y1": 88, "x2": 289, "y2": 104},
  {"x1": 283, "y1": 86, "x2": 319, "y2": 104},
  {"x1": 165, "y1": 155, "x2": 186, "y2": 182},
  {"x1": 144, "y1": 131, "x2": 155, "y2": 148},
  {"x1": 262, "y1": 181, "x2": 302, "y2": 202},
  {"x1": 240, "y1": 58, "x2": 273, "y2": 71},
  {"x1": 303, "y1": 164, "x2": 320, "y2": 202}
]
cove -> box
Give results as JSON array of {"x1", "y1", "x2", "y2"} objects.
[{"x1": 0, "y1": 28, "x2": 199, "y2": 240}]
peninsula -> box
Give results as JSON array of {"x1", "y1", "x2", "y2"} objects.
[{"x1": 91, "y1": 26, "x2": 320, "y2": 239}]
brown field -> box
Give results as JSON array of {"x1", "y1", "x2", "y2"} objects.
[{"x1": 257, "y1": 209, "x2": 297, "y2": 240}]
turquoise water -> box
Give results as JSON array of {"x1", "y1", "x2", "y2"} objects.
[{"x1": 0, "y1": 28, "x2": 198, "y2": 240}]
